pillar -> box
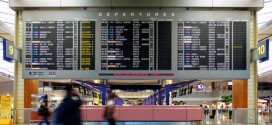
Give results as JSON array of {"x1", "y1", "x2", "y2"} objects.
[
  {"x1": 165, "y1": 86, "x2": 170, "y2": 105},
  {"x1": 232, "y1": 11, "x2": 258, "y2": 124},
  {"x1": 232, "y1": 80, "x2": 248, "y2": 108},
  {"x1": 158, "y1": 92, "x2": 162, "y2": 105},
  {"x1": 211, "y1": 82, "x2": 215, "y2": 90},
  {"x1": 101, "y1": 85, "x2": 107, "y2": 105},
  {"x1": 24, "y1": 79, "x2": 39, "y2": 108},
  {"x1": 154, "y1": 95, "x2": 156, "y2": 105},
  {"x1": 226, "y1": 82, "x2": 229, "y2": 91},
  {"x1": 247, "y1": 11, "x2": 258, "y2": 124},
  {"x1": 13, "y1": 11, "x2": 24, "y2": 124}
]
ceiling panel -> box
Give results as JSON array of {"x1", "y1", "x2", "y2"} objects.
[
  {"x1": 259, "y1": 74, "x2": 272, "y2": 82},
  {"x1": 0, "y1": 76, "x2": 12, "y2": 82},
  {"x1": 258, "y1": 0, "x2": 272, "y2": 28}
]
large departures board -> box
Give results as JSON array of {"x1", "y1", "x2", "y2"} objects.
[{"x1": 22, "y1": 10, "x2": 250, "y2": 79}]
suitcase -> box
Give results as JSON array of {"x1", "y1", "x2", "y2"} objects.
[{"x1": 210, "y1": 115, "x2": 214, "y2": 119}]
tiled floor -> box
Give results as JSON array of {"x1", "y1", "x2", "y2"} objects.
[
  {"x1": 15, "y1": 113, "x2": 272, "y2": 125},
  {"x1": 199, "y1": 112, "x2": 271, "y2": 125}
]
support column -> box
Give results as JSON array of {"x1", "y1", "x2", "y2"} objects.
[
  {"x1": 211, "y1": 82, "x2": 215, "y2": 90},
  {"x1": 158, "y1": 92, "x2": 162, "y2": 105},
  {"x1": 165, "y1": 86, "x2": 170, "y2": 105},
  {"x1": 247, "y1": 11, "x2": 258, "y2": 124},
  {"x1": 159, "y1": 80, "x2": 163, "y2": 105},
  {"x1": 225, "y1": 82, "x2": 229, "y2": 91},
  {"x1": 13, "y1": 11, "x2": 24, "y2": 124},
  {"x1": 24, "y1": 79, "x2": 39, "y2": 108},
  {"x1": 101, "y1": 85, "x2": 107, "y2": 105},
  {"x1": 232, "y1": 11, "x2": 258, "y2": 124},
  {"x1": 154, "y1": 95, "x2": 156, "y2": 105},
  {"x1": 232, "y1": 80, "x2": 248, "y2": 108},
  {"x1": 102, "y1": 79, "x2": 108, "y2": 86},
  {"x1": 149, "y1": 96, "x2": 152, "y2": 105}
]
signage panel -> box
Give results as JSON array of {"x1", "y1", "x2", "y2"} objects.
[
  {"x1": 3, "y1": 39, "x2": 22, "y2": 62},
  {"x1": 3, "y1": 39, "x2": 13, "y2": 62},
  {"x1": 259, "y1": 39, "x2": 269, "y2": 62},
  {"x1": 22, "y1": 10, "x2": 250, "y2": 79},
  {"x1": 251, "y1": 39, "x2": 269, "y2": 62}
]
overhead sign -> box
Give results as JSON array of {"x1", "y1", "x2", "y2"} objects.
[
  {"x1": 3, "y1": 39, "x2": 22, "y2": 62},
  {"x1": 258, "y1": 39, "x2": 269, "y2": 62},
  {"x1": 251, "y1": 39, "x2": 269, "y2": 62},
  {"x1": 3, "y1": 39, "x2": 13, "y2": 62}
]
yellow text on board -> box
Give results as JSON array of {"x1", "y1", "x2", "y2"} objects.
[
  {"x1": 8, "y1": 45, "x2": 14, "y2": 55},
  {"x1": 258, "y1": 44, "x2": 265, "y2": 56}
]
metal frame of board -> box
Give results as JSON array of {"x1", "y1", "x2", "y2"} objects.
[{"x1": 22, "y1": 9, "x2": 250, "y2": 79}]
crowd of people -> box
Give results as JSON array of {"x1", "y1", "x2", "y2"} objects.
[
  {"x1": 201, "y1": 102, "x2": 232, "y2": 119},
  {"x1": 39, "y1": 84, "x2": 83, "y2": 125},
  {"x1": 38, "y1": 84, "x2": 117, "y2": 125},
  {"x1": 38, "y1": 85, "x2": 238, "y2": 125}
]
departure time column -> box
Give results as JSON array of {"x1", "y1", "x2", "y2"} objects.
[
  {"x1": 177, "y1": 21, "x2": 184, "y2": 70},
  {"x1": 101, "y1": 21, "x2": 108, "y2": 70},
  {"x1": 132, "y1": 21, "x2": 140, "y2": 68},
  {"x1": 25, "y1": 22, "x2": 32, "y2": 70},
  {"x1": 214, "y1": 21, "x2": 227, "y2": 70},
  {"x1": 224, "y1": 21, "x2": 230, "y2": 70},
  {"x1": 208, "y1": 21, "x2": 216, "y2": 70},
  {"x1": 149, "y1": 21, "x2": 155, "y2": 70},
  {"x1": 62, "y1": 21, "x2": 73, "y2": 70},
  {"x1": 73, "y1": 21, "x2": 79, "y2": 70},
  {"x1": 56, "y1": 21, "x2": 65, "y2": 70},
  {"x1": 134, "y1": 21, "x2": 150, "y2": 70}
]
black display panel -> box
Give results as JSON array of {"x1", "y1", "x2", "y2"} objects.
[
  {"x1": 233, "y1": 22, "x2": 247, "y2": 70},
  {"x1": 178, "y1": 21, "x2": 247, "y2": 70},
  {"x1": 101, "y1": 21, "x2": 172, "y2": 70},
  {"x1": 158, "y1": 21, "x2": 172, "y2": 70},
  {"x1": 25, "y1": 21, "x2": 95, "y2": 70}
]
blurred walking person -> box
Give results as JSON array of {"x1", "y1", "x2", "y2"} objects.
[
  {"x1": 228, "y1": 103, "x2": 232, "y2": 119},
  {"x1": 38, "y1": 95, "x2": 50, "y2": 125},
  {"x1": 62, "y1": 84, "x2": 83, "y2": 125},
  {"x1": 104, "y1": 93, "x2": 117, "y2": 125},
  {"x1": 202, "y1": 103, "x2": 208, "y2": 118},
  {"x1": 210, "y1": 103, "x2": 216, "y2": 119}
]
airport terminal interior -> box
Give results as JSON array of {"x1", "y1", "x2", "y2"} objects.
[{"x1": 0, "y1": 0, "x2": 272, "y2": 125}]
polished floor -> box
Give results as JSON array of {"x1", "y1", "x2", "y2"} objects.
[{"x1": 16, "y1": 113, "x2": 272, "y2": 125}]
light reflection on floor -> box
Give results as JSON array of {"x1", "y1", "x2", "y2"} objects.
[
  {"x1": 200, "y1": 112, "x2": 270, "y2": 125},
  {"x1": 19, "y1": 113, "x2": 272, "y2": 125}
]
